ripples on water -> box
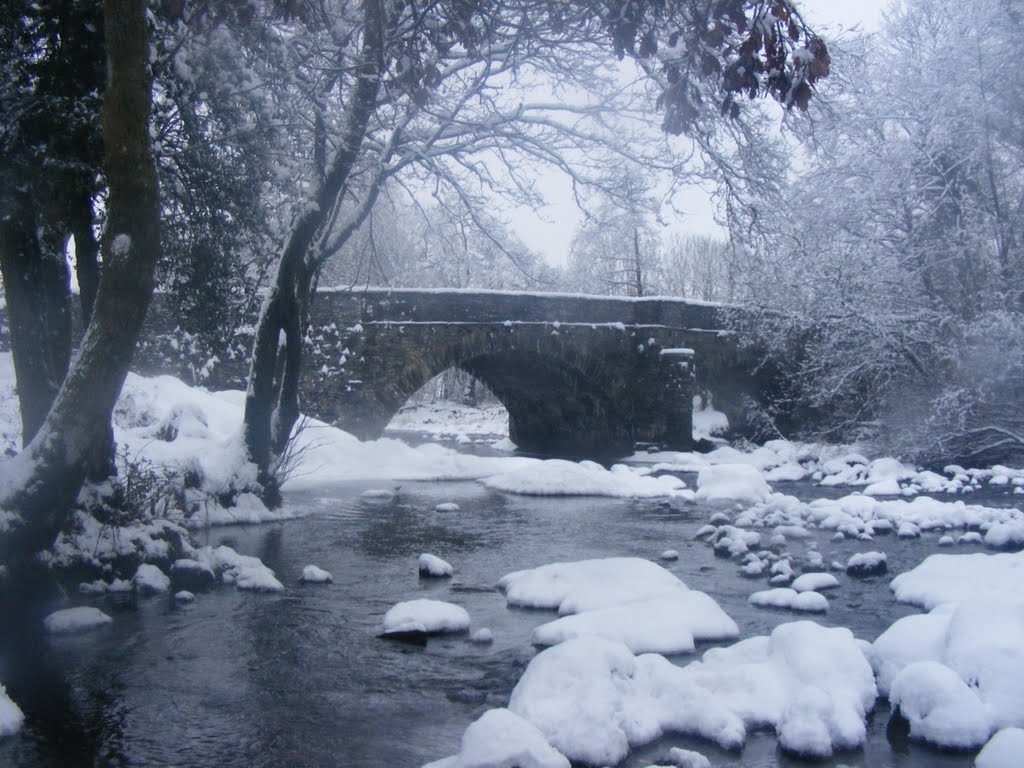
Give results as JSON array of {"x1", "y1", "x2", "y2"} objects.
[{"x1": 2, "y1": 475, "x2": 1018, "y2": 767}]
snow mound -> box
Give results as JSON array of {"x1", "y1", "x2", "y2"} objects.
[
  {"x1": 423, "y1": 708, "x2": 569, "y2": 768},
  {"x1": 695, "y1": 464, "x2": 771, "y2": 503},
  {"x1": 0, "y1": 683, "x2": 24, "y2": 738},
  {"x1": 504, "y1": 621, "x2": 875, "y2": 764},
  {"x1": 977, "y1": 728, "x2": 1024, "y2": 768},
  {"x1": 43, "y1": 606, "x2": 113, "y2": 635},
  {"x1": 483, "y1": 459, "x2": 690, "y2": 498},
  {"x1": 435, "y1": 502, "x2": 460, "y2": 512},
  {"x1": 299, "y1": 565, "x2": 333, "y2": 583},
  {"x1": 749, "y1": 588, "x2": 828, "y2": 613},
  {"x1": 132, "y1": 563, "x2": 170, "y2": 595},
  {"x1": 531, "y1": 591, "x2": 738, "y2": 655},
  {"x1": 791, "y1": 572, "x2": 840, "y2": 593},
  {"x1": 889, "y1": 661, "x2": 991, "y2": 748},
  {"x1": 498, "y1": 557, "x2": 688, "y2": 614},
  {"x1": 382, "y1": 599, "x2": 470, "y2": 635},
  {"x1": 419, "y1": 553, "x2": 454, "y2": 578},
  {"x1": 194, "y1": 545, "x2": 284, "y2": 592},
  {"x1": 871, "y1": 584, "x2": 1024, "y2": 747}
]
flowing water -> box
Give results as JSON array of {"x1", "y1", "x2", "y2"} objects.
[{"x1": 1, "y1": 474, "x2": 1017, "y2": 768}]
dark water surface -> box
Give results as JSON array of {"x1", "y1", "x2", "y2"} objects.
[{"x1": 1, "y1": 476, "x2": 1016, "y2": 768}]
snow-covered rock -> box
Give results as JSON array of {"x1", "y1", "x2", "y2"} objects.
[
  {"x1": 749, "y1": 588, "x2": 828, "y2": 613},
  {"x1": 469, "y1": 628, "x2": 494, "y2": 644},
  {"x1": 791, "y1": 572, "x2": 840, "y2": 593},
  {"x1": 382, "y1": 599, "x2": 470, "y2": 636},
  {"x1": 846, "y1": 551, "x2": 887, "y2": 577},
  {"x1": 435, "y1": 502, "x2": 460, "y2": 513},
  {"x1": 695, "y1": 464, "x2": 771, "y2": 503},
  {"x1": 170, "y1": 558, "x2": 216, "y2": 592},
  {"x1": 664, "y1": 747, "x2": 711, "y2": 768},
  {"x1": 531, "y1": 591, "x2": 738, "y2": 655},
  {"x1": 423, "y1": 708, "x2": 569, "y2": 768},
  {"x1": 499, "y1": 557, "x2": 688, "y2": 614},
  {"x1": 299, "y1": 564, "x2": 333, "y2": 583},
  {"x1": 889, "y1": 661, "x2": 991, "y2": 748},
  {"x1": 418, "y1": 553, "x2": 454, "y2": 578},
  {"x1": 193, "y1": 545, "x2": 284, "y2": 592},
  {"x1": 132, "y1": 563, "x2": 170, "y2": 595},
  {"x1": 659, "y1": 549, "x2": 679, "y2": 561},
  {"x1": 174, "y1": 590, "x2": 195, "y2": 602},
  {"x1": 503, "y1": 622, "x2": 875, "y2": 764},
  {"x1": 890, "y1": 551, "x2": 1024, "y2": 610},
  {"x1": 43, "y1": 606, "x2": 113, "y2": 635}
]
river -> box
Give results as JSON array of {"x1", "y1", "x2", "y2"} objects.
[{"x1": 1, "y1": 473, "x2": 1013, "y2": 767}]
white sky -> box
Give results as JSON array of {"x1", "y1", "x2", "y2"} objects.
[{"x1": 518, "y1": 0, "x2": 892, "y2": 267}]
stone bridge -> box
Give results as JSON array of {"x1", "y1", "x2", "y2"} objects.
[{"x1": 4, "y1": 288, "x2": 773, "y2": 456}]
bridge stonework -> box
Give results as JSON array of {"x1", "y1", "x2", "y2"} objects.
[{"x1": 2, "y1": 289, "x2": 770, "y2": 456}]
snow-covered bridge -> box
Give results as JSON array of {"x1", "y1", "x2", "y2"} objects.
[
  {"x1": 6, "y1": 288, "x2": 772, "y2": 456},
  {"x1": 276, "y1": 288, "x2": 764, "y2": 455}
]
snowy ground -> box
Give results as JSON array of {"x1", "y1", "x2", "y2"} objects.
[{"x1": 2, "y1": 355, "x2": 1024, "y2": 762}]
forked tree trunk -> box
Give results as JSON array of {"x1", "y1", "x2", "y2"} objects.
[
  {"x1": 0, "y1": 0, "x2": 160, "y2": 561},
  {"x1": 243, "y1": 0, "x2": 384, "y2": 506}
]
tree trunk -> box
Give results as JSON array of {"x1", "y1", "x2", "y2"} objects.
[
  {"x1": 0, "y1": 189, "x2": 73, "y2": 446},
  {"x1": 243, "y1": 0, "x2": 385, "y2": 505},
  {"x1": 0, "y1": 0, "x2": 160, "y2": 561}
]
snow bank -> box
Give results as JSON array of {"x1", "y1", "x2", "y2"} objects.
[
  {"x1": 695, "y1": 464, "x2": 771, "y2": 503},
  {"x1": 504, "y1": 621, "x2": 875, "y2": 764},
  {"x1": 483, "y1": 459, "x2": 690, "y2": 498},
  {"x1": 423, "y1": 708, "x2": 569, "y2": 768},
  {"x1": 0, "y1": 683, "x2": 24, "y2": 738},
  {"x1": 382, "y1": 599, "x2": 470, "y2": 635},
  {"x1": 43, "y1": 606, "x2": 113, "y2": 635}
]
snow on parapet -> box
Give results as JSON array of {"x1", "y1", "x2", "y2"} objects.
[{"x1": 316, "y1": 284, "x2": 730, "y2": 308}]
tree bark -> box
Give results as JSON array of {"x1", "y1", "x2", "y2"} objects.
[
  {"x1": 0, "y1": 0, "x2": 160, "y2": 561},
  {"x1": 0, "y1": 189, "x2": 73, "y2": 446},
  {"x1": 243, "y1": 0, "x2": 385, "y2": 505}
]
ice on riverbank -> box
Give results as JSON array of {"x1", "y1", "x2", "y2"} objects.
[{"x1": 0, "y1": 683, "x2": 24, "y2": 738}]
